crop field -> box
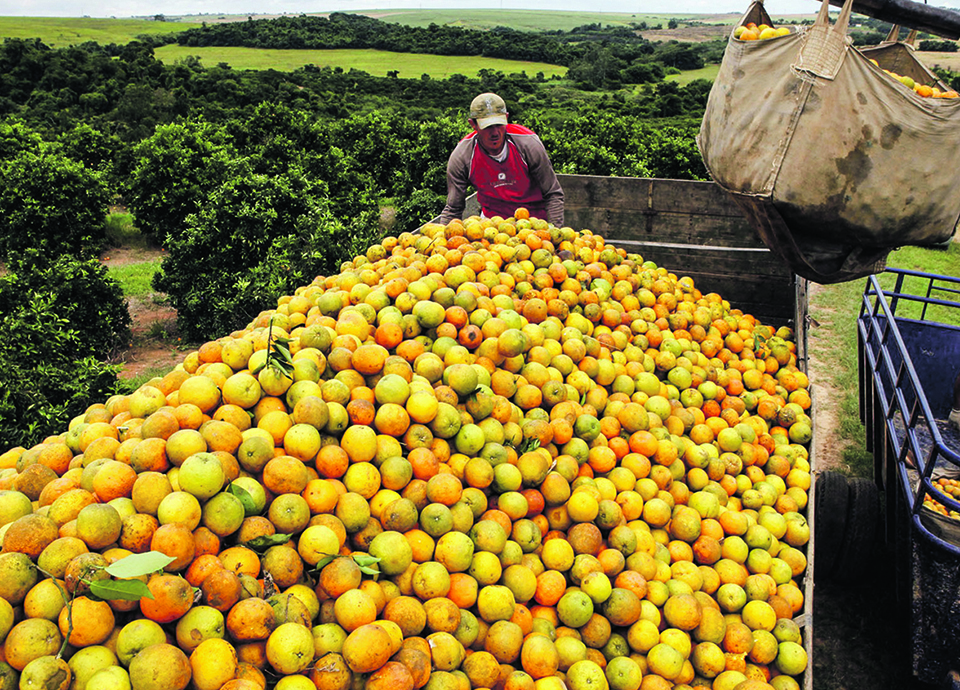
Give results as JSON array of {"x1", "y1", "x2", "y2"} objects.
[
  {"x1": 152, "y1": 45, "x2": 567, "y2": 78},
  {"x1": 349, "y1": 9, "x2": 698, "y2": 31},
  {"x1": 666, "y1": 64, "x2": 721, "y2": 86},
  {"x1": 0, "y1": 10, "x2": 753, "y2": 47},
  {"x1": 918, "y1": 50, "x2": 960, "y2": 73},
  {"x1": 0, "y1": 17, "x2": 190, "y2": 47}
]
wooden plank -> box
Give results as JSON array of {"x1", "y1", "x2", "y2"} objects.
[
  {"x1": 564, "y1": 208, "x2": 765, "y2": 248},
  {"x1": 559, "y1": 175, "x2": 748, "y2": 218},
  {"x1": 629, "y1": 246, "x2": 792, "y2": 281},
  {"x1": 559, "y1": 175, "x2": 768, "y2": 249}
]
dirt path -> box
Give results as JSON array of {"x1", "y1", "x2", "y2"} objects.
[
  {"x1": 806, "y1": 283, "x2": 850, "y2": 473},
  {"x1": 101, "y1": 247, "x2": 184, "y2": 380}
]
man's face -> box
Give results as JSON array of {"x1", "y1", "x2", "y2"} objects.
[{"x1": 471, "y1": 121, "x2": 507, "y2": 156}]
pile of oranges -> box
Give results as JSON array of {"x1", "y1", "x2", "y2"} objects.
[
  {"x1": 923, "y1": 478, "x2": 960, "y2": 519},
  {"x1": 875, "y1": 65, "x2": 960, "y2": 99},
  {"x1": 0, "y1": 213, "x2": 813, "y2": 690},
  {"x1": 734, "y1": 22, "x2": 791, "y2": 41}
]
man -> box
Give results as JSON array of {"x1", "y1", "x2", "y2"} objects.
[{"x1": 438, "y1": 92, "x2": 564, "y2": 227}]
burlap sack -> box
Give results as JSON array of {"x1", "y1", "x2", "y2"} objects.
[
  {"x1": 698, "y1": 0, "x2": 960, "y2": 284},
  {"x1": 859, "y1": 24, "x2": 949, "y2": 91}
]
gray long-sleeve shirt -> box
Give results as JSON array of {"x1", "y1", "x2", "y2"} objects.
[{"x1": 438, "y1": 124, "x2": 564, "y2": 226}]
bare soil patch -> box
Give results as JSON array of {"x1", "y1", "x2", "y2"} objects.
[
  {"x1": 917, "y1": 51, "x2": 960, "y2": 73},
  {"x1": 638, "y1": 24, "x2": 732, "y2": 43},
  {"x1": 806, "y1": 286, "x2": 852, "y2": 474},
  {"x1": 101, "y1": 247, "x2": 184, "y2": 381}
]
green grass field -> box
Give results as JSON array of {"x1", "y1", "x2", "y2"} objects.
[
  {"x1": 1, "y1": 11, "x2": 737, "y2": 79},
  {"x1": 345, "y1": 9, "x2": 681, "y2": 31},
  {"x1": 810, "y1": 241, "x2": 960, "y2": 476},
  {"x1": 0, "y1": 17, "x2": 191, "y2": 47},
  {"x1": 666, "y1": 64, "x2": 721, "y2": 86},
  {"x1": 153, "y1": 45, "x2": 567, "y2": 78},
  {"x1": 106, "y1": 259, "x2": 163, "y2": 299},
  {"x1": 159, "y1": 9, "x2": 729, "y2": 32},
  {"x1": 0, "y1": 10, "x2": 737, "y2": 47}
]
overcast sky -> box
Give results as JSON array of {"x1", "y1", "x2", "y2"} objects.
[{"x1": 4, "y1": 0, "x2": 960, "y2": 21}]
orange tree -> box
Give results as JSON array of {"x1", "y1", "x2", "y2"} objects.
[{"x1": 0, "y1": 137, "x2": 130, "y2": 448}]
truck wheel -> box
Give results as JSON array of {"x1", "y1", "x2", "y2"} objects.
[
  {"x1": 814, "y1": 470, "x2": 849, "y2": 581},
  {"x1": 833, "y1": 477, "x2": 880, "y2": 584}
]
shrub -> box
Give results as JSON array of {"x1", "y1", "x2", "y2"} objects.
[
  {"x1": 126, "y1": 120, "x2": 241, "y2": 243},
  {"x1": 0, "y1": 119, "x2": 43, "y2": 160},
  {"x1": 919, "y1": 40, "x2": 959, "y2": 52},
  {"x1": 0, "y1": 270, "x2": 124, "y2": 449},
  {"x1": 153, "y1": 169, "x2": 380, "y2": 341},
  {"x1": 0, "y1": 150, "x2": 111, "y2": 268},
  {"x1": 56, "y1": 122, "x2": 124, "y2": 181},
  {"x1": 1, "y1": 253, "x2": 131, "y2": 357},
  {"x1": 393, "y1": 189, "x2": 449, "y2": 235}
]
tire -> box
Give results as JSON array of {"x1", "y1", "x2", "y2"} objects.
[
  {"x1": 833, "y1": 476, "x2": 880, "y2": 584},
  {"x1": 814, "y1": 470, "x2": 850, "y2": 581}
]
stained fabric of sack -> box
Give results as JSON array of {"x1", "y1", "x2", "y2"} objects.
[{"x1": 698, "y1": 0, "x2": 960, "y2": 284}]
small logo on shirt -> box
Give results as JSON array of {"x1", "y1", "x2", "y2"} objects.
[{"x1": 498, "y1": 173, "x2": 506, "y2": 181}]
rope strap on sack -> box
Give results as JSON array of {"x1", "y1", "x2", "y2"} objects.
[
  {"x1": 883, "y1": 24, "x2": 919, "y2": 46},
  {"x1": 792, "y1": 0, "x2": 855, "y2": 81}
]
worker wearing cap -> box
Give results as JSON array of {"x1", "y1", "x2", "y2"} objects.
[{"x1": 438, "y1": 93, "x2": 564, "y2": 227}]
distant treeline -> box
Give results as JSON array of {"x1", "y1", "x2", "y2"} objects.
[
  {"x1": 0, "y1": 32, "x2": 716, "y2": 149},
  {"x1": 168, "y1": 13, "x2": 723, "y2": 70}
]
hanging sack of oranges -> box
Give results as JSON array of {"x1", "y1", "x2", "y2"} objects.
[
  {"x1": 697, "y1": 0, "x2": 960, "y2": 284},
  {"x1": 858, "y1": 24, "x2": 948, "y2": 94}
]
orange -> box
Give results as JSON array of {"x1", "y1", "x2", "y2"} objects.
[
  {"x1": 334, "y1": 588, "x2": 378, "y2": 632},
  {"x1": 341, "y1": 623, "x2": 394, "y2": 673},
  {"x1": 226, "y1": 597, "x2": 277, "y2": 642},
  {"x1": 367, "y1": 661, "x2": 415, "y2": 690},
  {"x1": 2, "y1": 513, "x2": 59, "y2": 559},
  {"x1": 484, "y1": 620, "x2": 524, "y2": 664},
  {"x1": 382, "y1": 596, "x2": 428, "y2": 639},
  {"x1": 201, "y1": 568, "x2": 243, "y2": 612},
  {"x1": 190, "y1": 638, "x2": 238, "y2": 690},
  {"x1": 263, "y1": 455, "x2": 309, "y2": 495},
  {"x1": 3, "y1": 618, "x2": 61, "y2": 670},
  {"x1": 184, "y1": 552, "x2": 225, "y2": 587},
  {"x1": 117, "y1": 513, "x2": 160, "y2": 553},
  {"x1": 150, "y1": 522, "x2": 196, "y2": 572},
  {"x1": 352, "y1": 343, "x2": 389, "y2": 375},
  {"x1": 128, "y1": 643, "x2": 192, "y2": 690},
  {"x1": 59, "y1": 595, "x2": 115, "y2": 647},
  {"x1": 140, "y1": 573, "x2": 195, "y2": 624}
]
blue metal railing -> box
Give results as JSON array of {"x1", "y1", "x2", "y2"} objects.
[{"x1": 858, "y1": 268, "x2": 960, "y2": 555}]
